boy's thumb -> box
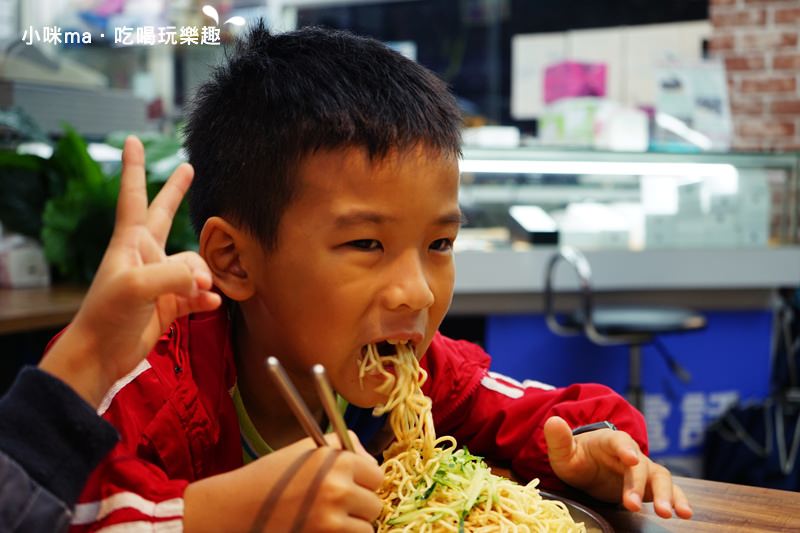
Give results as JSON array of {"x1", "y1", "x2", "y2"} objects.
[{"x1": 543, "y1": 416, "x2": 575, "y2": 463}]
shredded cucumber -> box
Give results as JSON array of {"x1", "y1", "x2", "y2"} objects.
[{"x1": 387, "y1": 447, "x2": 497, "y2": 528}]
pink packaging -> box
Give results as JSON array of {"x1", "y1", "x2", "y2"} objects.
[{"x1": 544, "y1": 61, "x2": 607, "y2": 104}]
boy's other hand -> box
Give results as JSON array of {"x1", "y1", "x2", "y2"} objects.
[
  {"x1": 544, "y1": 415, "x2": 693, "y2": 520},
  {"x1": 39, "y1": 135, "x2": 222, "y2": 408},
  {"x1": 184, "y1": 431, "x2": 383, "y2": 532}
]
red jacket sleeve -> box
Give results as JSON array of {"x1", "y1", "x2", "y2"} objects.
[
  {"x1": 44, "y1": 312, "x2": 242, "y2": 532},
  {"x1": 42, "y1": 330, "x2": 187, "y2": 531},
  {"x1": 422, "y1": 333, "x2": 648, "y2": 490},
  {"x1": 66, "y1": 357, "x2": 191, "y2": 532},
  {"x1": 70, "y1": 450, "x2": 189, "y2": 531}
]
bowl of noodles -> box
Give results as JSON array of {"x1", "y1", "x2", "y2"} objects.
[{"x1": 360, "y1": 342, "x2": 614, "y2": 532}]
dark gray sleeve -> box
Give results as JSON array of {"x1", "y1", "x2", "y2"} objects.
[
  {"x1": 0, "y1": 450, "x2": 71, "y2": 533},
  {"x1": 0, "y1": 366, "x2": 119, "y2": 509}
]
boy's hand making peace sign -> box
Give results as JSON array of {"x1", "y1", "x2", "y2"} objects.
[{"x1": 39, "y1": 136, "x2": 221, "y2": 408}]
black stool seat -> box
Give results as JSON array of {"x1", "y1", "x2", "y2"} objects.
[{"x1": 567, "y1": 307, "x2": 707, "y2": 337}]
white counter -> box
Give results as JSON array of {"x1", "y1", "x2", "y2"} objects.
[{"x1": 451, "y1": 247, "x2": 800, "y2": 314}]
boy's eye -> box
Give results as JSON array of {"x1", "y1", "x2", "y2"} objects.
[
  {"x1": 430, "y1": 238, "x2": 453, "y2": 252},
  {"x1": 348, "y1": 239, "x2": 383, "y2": 251}
]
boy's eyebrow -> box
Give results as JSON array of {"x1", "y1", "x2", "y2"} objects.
[
  {"x1": 334, "y1": 211, "x2": 395, "y2": 227},
  {"x1": 437, "y1": 211, "x2": 466, "y2": 226},
  {"x1": 333, "y1": 210, "x2": 465, "y2": 227}
]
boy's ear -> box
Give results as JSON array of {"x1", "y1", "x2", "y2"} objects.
[{"x1": 199, "y1": 217, "x2": 256, "y2": 301}]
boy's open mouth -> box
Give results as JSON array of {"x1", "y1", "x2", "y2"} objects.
[{"x1": 360, "y1": 339, "x2": 415, "y2": 360}]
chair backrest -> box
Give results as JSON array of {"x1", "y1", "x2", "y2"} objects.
[
  {"x1": 544, "y1": 246, "x2": 593, "y2": 336},
  {"x1": 543, "y1": 245, "x2": 650, "y2": 346}
]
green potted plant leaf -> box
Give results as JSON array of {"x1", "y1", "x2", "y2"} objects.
[
  {"x1": 41, "y1": 126, "x2": 119, "y2": 283},
  {"x1": 0, "y1": 121, "x2": 197, "y2": 284}
]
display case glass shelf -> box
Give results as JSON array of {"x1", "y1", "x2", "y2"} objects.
[{"x1": 458, "y1": 147, "x2": 799, "y2": 251}]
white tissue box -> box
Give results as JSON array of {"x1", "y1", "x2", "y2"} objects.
[{"x1": 0, "y1": 237, "x2": 51, "y2": 288}]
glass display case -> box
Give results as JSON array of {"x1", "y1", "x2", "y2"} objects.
[{"x1": 458, "y1": 147, "x2": 799, "y2": 251}]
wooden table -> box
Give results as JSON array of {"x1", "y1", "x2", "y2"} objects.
[
  {"x1": 573, "y1": 476, "x2": 800, "y2": 532},
  {"x1": 0, "y1": 285, "x2": 85, "y2": 335},
  {"x1": 3, "y1": 288, "x2": 798, "y2": 531}
]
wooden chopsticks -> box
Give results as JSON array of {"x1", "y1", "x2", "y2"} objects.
[{"x1": 265, "y1": 356, "x2": 355, "y2": 452}]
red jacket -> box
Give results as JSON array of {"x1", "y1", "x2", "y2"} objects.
[{"x1": 66, "y1": 307, "x2": 647, "y2": 531}]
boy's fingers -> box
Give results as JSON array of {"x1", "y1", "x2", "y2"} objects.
[
  {"x1": 346, "y1": 430, "x2": 379, "y2": 464},
  {"x1": 544, "y1": 416, "x2": 575, "y2": 464},
  {"x1": 622, "y1": 460, "x2": 647, "y2": 512},
  {"x1": 146, "y1": 163, "x2": 195, "y2": 246},
  {"x1": 607, "y1": 432, "x2": 640, "y2": 467},
  {"x1": 351, "y1": 454, "x2": 383, "y2": 491},
  {"x1": 132, "y1": 262, "x2": 195, "y2": 301},
  {"x1": 116, "y1": 136, "x2": 148, "y2": 229},
  {"x1": 138, "y1": 232, "x2": 167, "y2": 265},
  {"x1": 347, "y1": 484, "x2": 383, "y2": 522},
  {"x1": 673, "y1": 484, "x2": 693, "y2": 519},
  {"x1": 168, "y1": 251, "x2": 213, "y2": 290},
  {"x1": 337, "y1": 518, "x2": 377, "y2": 533},
  {"x1": 649, "y1": 463, "x2": 676, "y2": 518},
  {"x1": 177, "y1": 291, "x2": 222, "y2": 317}
]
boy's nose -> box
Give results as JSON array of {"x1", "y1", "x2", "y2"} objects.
[{"x1": 381, "y1": 253, "x2": 435, "y2": 311}]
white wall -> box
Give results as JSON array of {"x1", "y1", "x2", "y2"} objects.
[{"x1": 0, "y1": 0, "x2": 15, "y2": 40}]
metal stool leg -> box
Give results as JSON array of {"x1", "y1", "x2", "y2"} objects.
[{"x1": 628, "y1": 344, "x2": 643, "y2": 412}]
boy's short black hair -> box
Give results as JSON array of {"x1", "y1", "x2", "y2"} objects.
[{"x1": 184, "y1": 21, "x2": 462, "y2": 249}]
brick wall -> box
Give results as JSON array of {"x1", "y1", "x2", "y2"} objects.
[{"x1": 709, "y1": 0, "x2": 800, "y2": 151}]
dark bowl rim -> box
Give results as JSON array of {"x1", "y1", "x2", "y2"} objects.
[{"x1": 540, "y1": 490, "x2": 615, "y2": 533}]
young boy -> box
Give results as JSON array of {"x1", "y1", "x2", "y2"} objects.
[
  {"x1": 72, "y1": 23, "x2": 692, "y2": 531},
  {"x1": 9, "y1": 135, "x2": 378, "y2": 533},
  {"x1": 42, "y1": 136, "x2": 381, "y2": 533}
]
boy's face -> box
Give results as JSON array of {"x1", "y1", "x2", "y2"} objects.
[{"x1": 246, "y1": 144, "x2": 461, "y2": 407}]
